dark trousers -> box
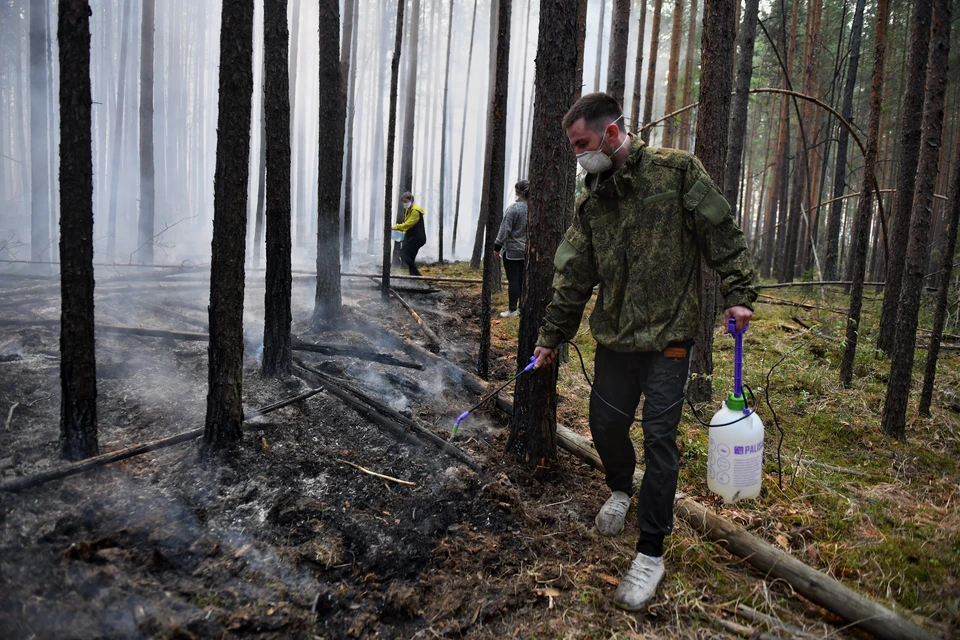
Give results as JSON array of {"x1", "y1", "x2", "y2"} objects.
[
  {"x1": 502, "y1": 257, "x2": 525, "y2": 311},
  {"x1": 399, "y1": 237, "x2": 425, "y2": 276},
  {"x1": 589, "y1": 343, "x2": 690, "y2": 540}
]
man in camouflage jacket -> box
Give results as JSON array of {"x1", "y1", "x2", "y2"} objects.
[{"x1": 532, "y1": 93, "x2": 758, "y2": 611}]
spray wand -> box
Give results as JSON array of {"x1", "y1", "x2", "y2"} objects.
[
  {"x1": 727, "y1": 317, "x2": 751, "y2": 415},
  {"x1": 452, "y1": 356, "x2": 538, "y2": 434}
]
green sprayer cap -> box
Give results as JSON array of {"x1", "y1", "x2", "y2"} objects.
[{"x1": 726, "y1": 392, "x2": 746, "y2": 412}]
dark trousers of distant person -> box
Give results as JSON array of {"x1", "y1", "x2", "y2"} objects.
[
  {"x1": 502, "y1": 257, "x2": 525, "y2": 312},
  {"x1": 400, "y1": 221, "x2": 426, "y2": 276},
  {"x1": 589, "y1": 342, "x2": 691, "y2": 557}
]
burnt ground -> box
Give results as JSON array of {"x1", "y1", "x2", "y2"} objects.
[{"x1": 0, "y1": 264, "x2": 948, "y2": 639}]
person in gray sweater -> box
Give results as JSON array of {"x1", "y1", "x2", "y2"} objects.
[{"x1": 494, "y1": 180, "x2": 529, "y2": 318}]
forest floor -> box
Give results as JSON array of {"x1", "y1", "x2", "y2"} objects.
[{"x1": 0, "y1": 261, "x2": 958, "y2": 639}]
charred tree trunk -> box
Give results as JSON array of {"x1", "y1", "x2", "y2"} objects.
[
  {"x1": 314, "y1": 0, "x2": 345, "y2": 322},
  {"x1": 262, "y1": 0, "x2": 292, "y2": 378},
  {"x1": 877, "y1": 0, "x2": 933, "y2": 354},
  {"x1": 451, "y1": 0, "x2": 480, "y2": 259},
  {"x1": 106, "y1": 0, "x2": 132, "y2": 263},
  {"x1": 438, "y1": 0, "x2": 454, "y2": 263},
  {"x1": 477, "y1": 0, "x2": 512, "y2": 379},
  {"x1": 30, "y1": 0, "x2": 51, "y2": 263},
  {"x1": 204, "y1": 0, "x2": 253, "y2": 451},
  {"x1": 137, "y1": 0, "x2": 156, "y2": 264},
  {"x1": 723, "y1": 0, "x2": 759, "y2": 216},
  {"x1": 606, "y1": 0, "x2": 631, "y2": 106},
  {"x1": 382, "y1": 0, "x2": 406, "y2": 300},
  {"x1": 575, "y1": 0, "x2": 588, "y2": 96},
  {"x1": 919, "y1": 125, "x2": 960, "y2": 416},
  {"x1": 677, "y1": 0, "x2": 698, "y2": 151},
  {"x1": 882, "y1": 0, "x2": 951, "y2": 439},
  {"x1": 395, "y1": 0, "x2": 421, "y2": 266},
  {"x1": 640, "y1": 0, "x2": 663, "y2": 144},
  {"x1": 341, "y1": 0, "x2": 359, "y2": 268},
  {"x1": 507, "y1": 0, "x2": 579, "y2": 465},
  {"x1": 839, "y1": 0, "x2": 887, "y2": 387},
  {"x1": 661, "y1": 0, "x2": 684, "y2": 148},
  {"x1": 687, "y1": 0, "x2": 736, "y2": 405},
  {"x1": 58, "y1": 0, "x2": 98, "y2": 461},
  {"x1": 630, "y1": 0, "x2": 648, "y2": 130}
]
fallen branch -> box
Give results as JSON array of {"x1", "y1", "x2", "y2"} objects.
[
  {"x1": 756, "y1": 294, "x2": 846, "y2": 314},
  {"x1": 733, "y1": 603, "x2": 817, "y2": 639},
  {"x1": 135, "y1": 300, "x2": 208, "y2": 330},
  {"x1": 0, "y1": 387, "x2": 325, "y2": 493},
  {"x1": 379, "y1": 282, "x2": 441, "y2": 351},
  {"x1": 793, "y1": 456, "x2": 874, "y2": 477},
  {"x1": 4, "y1": 402, "x2": 18, "y2": 430},
  {"x1": 757, "y1": 280, "x2": 884, "y2": 290},
  {"x1": 709, "y1": 615, "x2": 780, "y2": 640},
  {"x1": 335, "y1": 458, "x2": 416, "y2": 486},
  {"x1": 341, "y1": 271, "x2": 483, "y2": 284},
  {"x1": 290, "y1": 341, "x2": 424, "y2": 370}
]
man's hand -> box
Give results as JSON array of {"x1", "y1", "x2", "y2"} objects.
[
  {"x1": 533, "y1": 346, "x2": 557, "y2": 369},
  {"x1": 494, "y1": 250, "x2": 500, "y2": 258},
  {"x1": 725, "y1": 305, "x2": 753, "y2": 332}
]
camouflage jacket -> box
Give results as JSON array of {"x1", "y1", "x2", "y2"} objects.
[{"x1": 536, "y1": 135, "x2": 758, "y2": 352}]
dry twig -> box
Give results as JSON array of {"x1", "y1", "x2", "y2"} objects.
[{"x1": 335, "y1": 459, "x2": 415, "y2": 486}]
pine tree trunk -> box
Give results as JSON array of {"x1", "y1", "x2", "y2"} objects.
[
  {"x1": 477, "y1": 0, "x2": 512, "y2": 379},
  {"x1": 839, "y1": 0, "x2": 887, "y2": 387},
  {"x1": 262, "y1": 0, "x2": 292, "y2": 378},
  {"x1": 451, "y1": 0, "x2": 479, "y2": 259},
  {"x1": 677, "y1": 0, "x2": 698, "y2": 151},
  {"x1": 594, "y1": 0, "x2": 606, "y2": 93},
  {"x1": 630, "y1": 0, "x2": 648, "y2": 130},
  {"x1": 516, "y1": 0, "x2": 533, "y2": 177},
  {"x1": 289, "y1": 0, "x2": 303, "y2": 248},
  {"x1": 722, "y1": 0, "x2": 759, "y2": 217},
  {"x1": 876, "y1": 0, "x2": 932, "y2": 354},
  {"x1": 575, "y1": 0, "x2": 588, "y2": 96},
  {"x1": 507, "y1": 0, "x2": 579, "y2": 466},
  {"x1": 29, "y1": 0, "x2": 50, "y2": 264},
  {"x1": 106, "y1": 0, "x2": 132, "y2": 263},
  {"x1": 58, "y1": 0, "x2": 98, "y2": 461},
  {"x1": 204, "y1": 0, "x2": 253, "y2": 451},
  {"x1": 341, "y1": 0, "x2": 358, "y2": 269},
  {"x1": 369, "y1": 3, "x2": 390, "y2": 255},
  {"x1": 660, "y1": 0, "x2": 683, "y2": 148},
  {"x1": 640, "y1": 0, "x2": 663, "y2": 144},
  {"x1": 395, "y1": 0, "x2": 420, "y2": 268},
  {"x1": 382, "y1": 0, "x2": 406, "y2": 299},
  {"x1": 314, "y1": 0, "x2": 345, "y2": 322},
  {"x1": 919, "y1": 125, "x2": 960, "y2": 416},
  {"x1": 882, "y1": 0, "x2": 951, "y2": 439},
  {"x1": 606, "y1": 0, "x2": 631, "y2": 105},
  {"x1": 253, "y1": 91, "x2": 267, "y2": 268},
  {"x1": 137, "y1": 0, "x2": 156, "y2": 264},
  {"x1": 687, "y1": 0, "x2": 736, "y2": 405},
  {"x1": 438, "y1": 0, "x2": 454, "y2": 263}
]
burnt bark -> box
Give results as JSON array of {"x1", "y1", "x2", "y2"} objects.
[
  {"x1": 640, "y1": 0, "x2": 663, "y2": 144},
  {"x1": 839, "y1": 0, "x2": 887, "y2": 387},
  {"x1": 661, "y1": 0, "x2": 684, "y2": 148},
  {"x1": 314, "y1": 0, "x2": 345, "y2": 322},
  {"x1": 507, "y1": 0, "x2": 580, "y2": 466},
  {"x1": 722, "y1": 0, "x2": 759, "y2": 218},
  {"x1": 606, "y1": 0, "x2": 631, "y2": 106},
  {"x1": 477, "y1": 0, "x2": 512, "y2": 379},
  {"x1": 137, "y1": 0, "x2": 156, "y2": 264},
  {"x1": 204, "y1": 0, "x2": 254, "y2": 451},
  {"x1": 876, "y1": 0, "x2": 933, "y2": 354},
  {"x1": 687, "y1": 0, "x2": 736, "y2": 404},
  {"x1": 882, "y1": 0, "x2": 951, "y2": 439},
  {"x1": 630, "y1": 0, "x2": 648, "y2": 130},
  {"x1": 30, "y1": 0, "x2": 50, "y2": 263},
  {"x1": 58, "y1": 0, "x2": 98, "y2": 461},
  {"x1": 382, "y1": 0, "x2": 406, "y2": 300},
  {"x1": 262, "y1": 0, "x2": 292, "y2": 378}
]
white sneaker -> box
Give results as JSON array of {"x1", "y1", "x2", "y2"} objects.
[
  {"x1": 595, "y1": 491, "x2": 631, "y2": 536},
  {"x1": 499, "y1": 310, "x2": 519, "y2": 318},
  {"x1": 614, "y1": 552, "x2": 665, "y2": 611}
]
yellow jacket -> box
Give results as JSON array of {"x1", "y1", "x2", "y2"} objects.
[{"x1": 393, "y1": 204, "x2": 425, "y2": 232}]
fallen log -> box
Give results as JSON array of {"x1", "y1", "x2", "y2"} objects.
[
  {"x1": 359, "y1": 318, "x2": 938, "y2": 640},
  {"x1": 135, "y1": 300, "x2": 208, "y2": 330},
  {"x1": 290, "y1": 341, "x2": 424, "y2": 370},
  {"x1": 340, "y1": 271, "x2": 483, "y2": 284},
  {"x1": 0, "y1": 387, "x2": 325, "y2": 493},
  {"x1": 380, "y1": 284, "x2": 441, "y2": 351}
]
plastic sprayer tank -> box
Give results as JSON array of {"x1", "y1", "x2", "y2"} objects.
[{"x1": 707, "y1": 398, "x2": 764, "y2": 503}]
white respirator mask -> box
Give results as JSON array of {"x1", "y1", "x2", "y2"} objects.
[{"x1": 576, "y1": 115, "x2": 627, "y2": 174}]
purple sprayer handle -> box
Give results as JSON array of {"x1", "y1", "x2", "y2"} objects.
[
  {"x1": 523, "y1": 355, "x2": 537, "y2": 372},
  {"x1": 452, "y1": 411, "x2": 471, "y2": 434},
  {"x1": 727, "y1": 317, "x2": 750, "y2": 414}
]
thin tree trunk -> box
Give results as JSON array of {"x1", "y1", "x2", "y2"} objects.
[
  {"x1": 877, "y1": 0, "x2": 933, "y2": 353},
  {"x1": 919, "y1": 125, "x2": 960, "y2": 416},
  {"x1": 314, "y1": 0, "x2": 345, "y2": 322},
  {"x1": 882, "y1": 0, "x2": 951, "y2": 439},
  {"x1": 723, "y1": 0, "x2": 759, "y2": 220},
  {"x1": 397, "y1": 0, "x2": 420, "y2": 235},
  {"x1": 382, "y1": 0, "x2": 406, "y2": 300},
  {"x1": 341, "y1": 0, "x2": 359, "y2": 268},
  {"x1": 369, "y1": 2, "x2": 389, "y2": 255},
  {"x1": 137, "y1": 0, "x2": 155, "y2": 264},
  {"x1": 594, "y1": 0, "x2": 606, "y2": 93},
  {"x1": 30, "y1": 0, "x2": 51, "y2": 263},
  {"x1": 660, "y1": 0, "x2": 683, "y2": 148},
  {"x1": 606, "y1": 0, "x2": 631, "y2": 106},
  {"x1": 438, "y1": 0, "x2": 454, "y2": 263},
  {"x1": 839, "y1": 0, "x2": 887, "y2": 387},
  {"x1": 630, "y1": 0, "x2": 648, "y2": 130},
  {"x1": 470, "y1": 0, "x2": 501, "y2": 270},
  {"x1": 205, "y1": 0, "x2": 254, "y2": 451},
  {"x1": 687, "y1": 0, "x2": 736, "y2": 404},
  {"x1": 677, "y1": 0, "x2": 699, "y2": 151},
  {"x1": 58, "y1": 0, "x2": 98, "y2": 461},
  {"x1": 253, "y1": 86, "x2": 267, "y2": 268},
  {"x1": 640, "y1": 0, "x2": 663, "y2": 144},
  {"x1": 507, "y1": 0, "x2": 579, "y2": 465},
  {"x1": 106, "y1": 0, "x2": 132, "y2": 263},
  {"x1": 516, "y1": 0, "x2": 533, "y2": 177},
  {"x1": 262, "y1": 0, "x2": 292, "y2": 377},
  {"x1": 575, "y1": 0, "x2": 588, "y2": 97},
  {"x1": 451, "y1": 0, "x2": 479, "y2": 259},
  {"x1": 477, "y1": 0, "x2": 512, "y2": 379},
  {"x1": 289, "y1": 0, "x2": 303, "y2": 249}
]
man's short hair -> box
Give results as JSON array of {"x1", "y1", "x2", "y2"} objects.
[
  {"x1": 401, "y1": 191, "x2": 414, "y2": 202},
  {"x1": 562, "y1": 92, "x2": 625, "y2": 134}
]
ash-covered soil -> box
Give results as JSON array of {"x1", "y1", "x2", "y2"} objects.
[{"x1": 0, "y1": 268, "x2": 632, "y2": 639}]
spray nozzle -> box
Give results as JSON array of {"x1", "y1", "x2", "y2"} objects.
[{"x1": 452, "y1": 357, "x2": 539, "y2": 434}]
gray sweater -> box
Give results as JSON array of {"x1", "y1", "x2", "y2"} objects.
[{"x1": 494, "y1": 201, "x2": 528, "y2": 260}]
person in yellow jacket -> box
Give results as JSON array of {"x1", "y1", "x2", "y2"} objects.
[{"x1": 393, "y1": 192, "x2": 427, "y2": 276}]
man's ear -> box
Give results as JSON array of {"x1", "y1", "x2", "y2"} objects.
[{"x1": 604, "y1": 122, "x2": 619, "y2": 145}]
